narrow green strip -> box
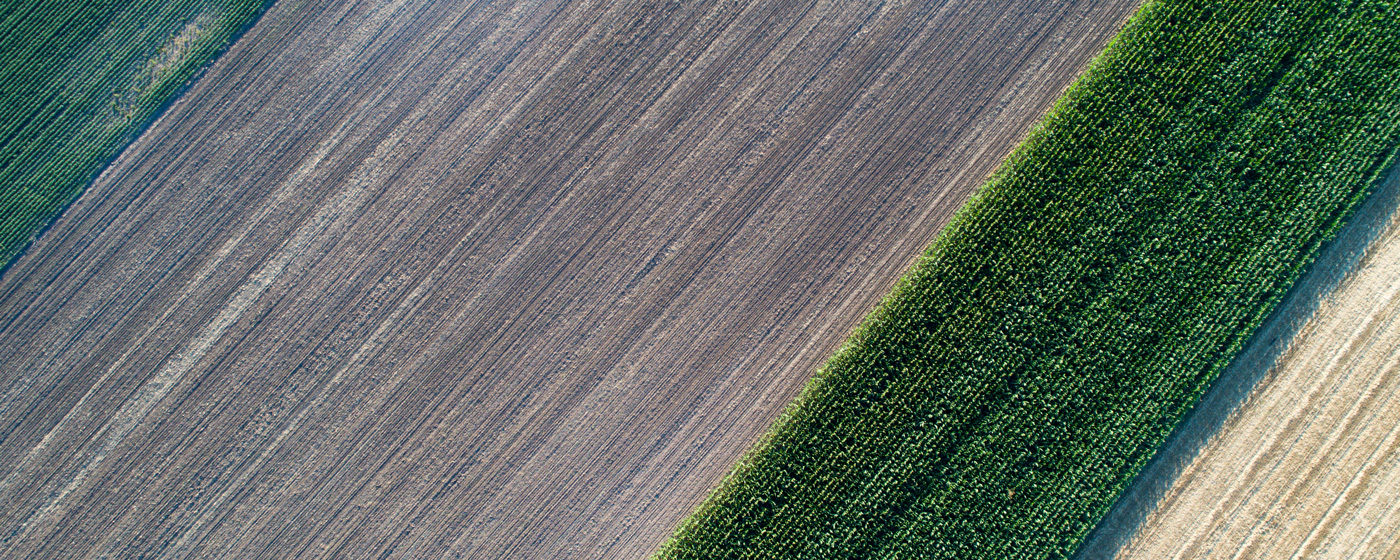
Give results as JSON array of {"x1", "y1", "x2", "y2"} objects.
[
  {"x1": 0, "y1": 0, "x2": 272, "y2": 269},
  {"x1": 656, "y1": 1, "x2": 1400, "y2": 558}
]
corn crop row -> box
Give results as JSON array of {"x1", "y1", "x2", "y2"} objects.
[
  {"x1": 656, "y1": 1, "x2": 1400, "y2": 558},
  {"x1": 0, "y1": 0, "x2": 271, "y2": 269}
]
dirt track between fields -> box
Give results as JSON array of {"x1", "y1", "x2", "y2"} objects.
[
  {"x1": 1077, "y1": 164, "x2": 1400, "y2": 559},
  {"x1": 0, "y1": 0, "x2": 1137, "y2": 557}
]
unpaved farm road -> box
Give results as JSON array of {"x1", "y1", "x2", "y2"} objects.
[
  {"x1": 0, "y1": 0, "x2": 1136, "y2": 557},
  {"x1": 1078, "y1": 165, "x2": 1400, "y2": 560}
]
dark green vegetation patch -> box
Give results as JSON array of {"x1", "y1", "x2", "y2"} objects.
[
  {"x1": 0, "y1": 0, "x2": 269, "y2": 268},
  {"x1": 657, "y1": 0, "x2": 1400, "y2": 558}
]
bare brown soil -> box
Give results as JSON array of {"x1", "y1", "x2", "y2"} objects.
[
  {"x1": 1077, "y1": 164, "x2": 1400, "y2": 559},
  {"x1": 0, "y1": 0, "x2": 1137, "y2": 557}
]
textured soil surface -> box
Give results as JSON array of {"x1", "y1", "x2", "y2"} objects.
[
  {"x1": 1077, "y1": 165, "x2": 1400, "y2": 560},
  {"x1": 0, "y1": 0, "x2": 1136, "y2": 557}
]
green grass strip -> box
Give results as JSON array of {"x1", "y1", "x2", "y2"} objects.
[
  {"x1": 0, "y1": 0, "x2": 271, "y2": 270},
  {"x1": 656, "y1": 0, "x2": 1400, "y2": 558}
]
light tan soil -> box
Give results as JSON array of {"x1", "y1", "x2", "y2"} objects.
[
  {"x1": 0, "y1": 0, "x2": 1137, "y2": 558},
  {"x1": 1077, "y1": 164, "x2": 1400, "y2": 559}
]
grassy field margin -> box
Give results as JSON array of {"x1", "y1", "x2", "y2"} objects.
[
  {"x1": 655, "y1": 0, "x2": 1400, "y2": 558},
  {"x1": 0, "y1": 0, "x2": 272, "y2": 270}
]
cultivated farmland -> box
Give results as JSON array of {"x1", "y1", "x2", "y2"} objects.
[
  {"x1": 0, "y1": 0, "x2": 269, "y2": 269},
  {"x1": 0, "y1": 0, "x2": 1138, "y2": 558},
  {"x1": 1077, "y1": 166, "x2": 1400, "y2": 559},
  {"x1": 657, "y1": 1, "x2": 1400, "y2": 558}
]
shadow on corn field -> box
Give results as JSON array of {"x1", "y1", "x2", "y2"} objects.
[{"x1": 1074, "y1": 157, "x2": 1400, "y2": 560}]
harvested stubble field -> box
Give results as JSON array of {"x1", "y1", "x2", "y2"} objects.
[
  {"x1": 1077, "y1": 166, "x2": 1400, "y2": 559},
  {"x1": 0, "y1": 0, "x2": 1137, "y2": 558}
]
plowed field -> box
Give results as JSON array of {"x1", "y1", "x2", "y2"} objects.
[
  {"x1": 0, "y1": 0, "x2": 1136, "y2": 557},
  {"x1": 1078, "y1": 165, "x2": 1400, "y2": 559}
]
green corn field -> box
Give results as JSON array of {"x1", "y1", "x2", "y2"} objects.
[
  {"x1": 0, "y1": 0, "x2": 269, "y2": 269},
  {"x1": 656, "y1": 0, "x2": 1400, "y2": 558}
]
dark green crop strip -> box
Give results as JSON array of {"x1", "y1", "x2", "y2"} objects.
[
  {"x1": 0, "y1": 0, "x2": 272, "y2": 270},
  {"x1": 656, "y1": 1, "x2": 1400, "y2": 558}
]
